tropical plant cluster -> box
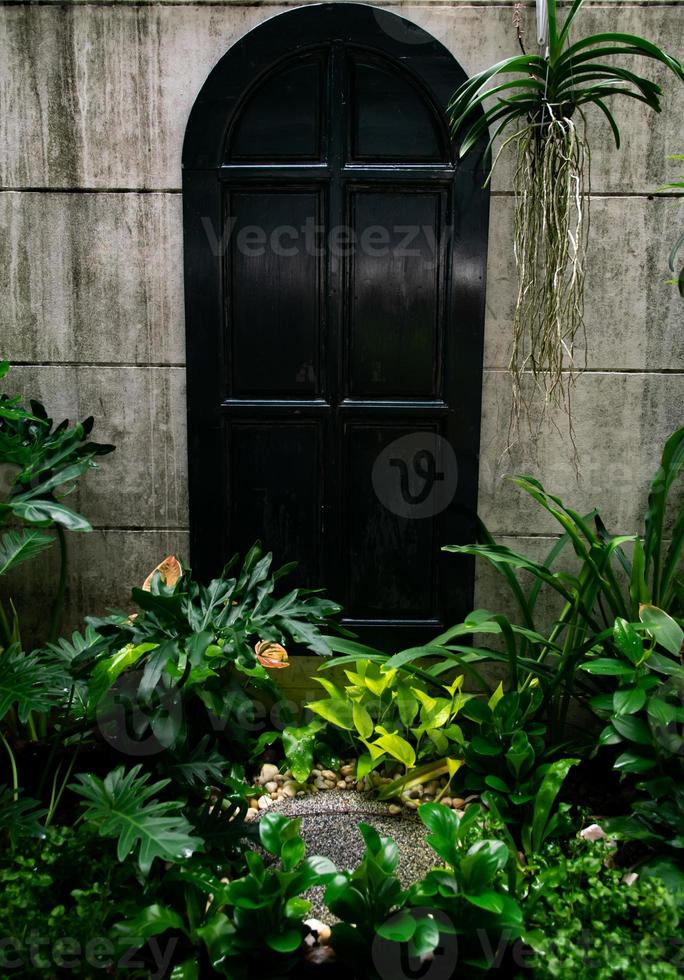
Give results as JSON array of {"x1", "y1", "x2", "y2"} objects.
[{"x1": 0, "y1": 365, "x2": 682, "y2": 978}]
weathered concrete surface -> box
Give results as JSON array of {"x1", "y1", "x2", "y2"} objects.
[
  {"x1": 0, "y1": 3, "x2": 680, "y2": 192},
  {"x1": 485, "y1": 195, "x2": 684, "y2": 371},
  {"x1": 2, "y1": 365, "x2": 188, "y2": 528},
  {"x1": 0, "y1": 528, "x2": 189, "y2": 646},
  {"x1": 0, "y1": 192, "x2": 185, "y2": 364},
  {"x1": 478, "y1": 370, "x2": 683, "y2": 535}
]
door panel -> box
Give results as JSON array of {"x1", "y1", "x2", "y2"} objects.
[
  {"x1": 227, "y1": 189, "x2": 325, "y2": 398},
  {"x1": 342, "y1": 422, "x2": 439, "y2": 620},
  {"x1": 227, "y1": 422, "x2": 323, "y2": 586},
  {"x1": 350, "y1": 58, "x2": 446, "y2": 162},
  {"x1": 227, "y1": 55, "x2": 326, "y2": 162},
  {"x1": 345, "y1": 189, "x2": 445, "y2": 398}
]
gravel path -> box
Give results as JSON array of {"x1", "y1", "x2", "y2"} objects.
[{"x1": 256, "y1": 790, "x2": 440, "y2": 919}]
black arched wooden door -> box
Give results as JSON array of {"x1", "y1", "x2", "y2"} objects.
[{"x1": 183, "y1": 3, "x2": 489, "y2": 647}]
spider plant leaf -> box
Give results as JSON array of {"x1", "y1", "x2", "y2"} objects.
[
  {"x1": 548, "y1": 0, "x2": 559, "y2": 56},
  {"x1": 449, "y1": 76, "x2": 545, "y2": 128},
  {"x1": 559, "y1": 33, "x2": 684, "y2": 81},
  {"x1": 556, "y1": 64, "x2": 662, "y2": 100},
  {"x1": 668, "y1": 231, "x2": 684, "y2": 273},
  {"x1": 457, "y1": 105, "x2": 520, "y2": 158},
  {"x1": 448, "y1": 55, "x2": 548, "y2": 119},
  {"x1": 556, "y1": 0, "x2": 587, "y2": 51},
  {"x1": 592, "y1": 98, "x2": 622, "y2": 148},
  {"x1": 570, "y1": 85, "x2": 659, "y2": 112},
  {"x1": 644, "y1": 426, "x2": 684, "y2": 603},
  {"x1": 661, "y1": 507, "x2": 684, "y2": 609}
]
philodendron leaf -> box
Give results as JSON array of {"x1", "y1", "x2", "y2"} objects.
[
  {"x1": 0, "y1": 528, "x2": 53, "y2": 577},
  {"x1": 282, "y1": 724, "x2": 316, "y2": 782},
  {"x1": 70, "y1": 765, "x2": 203, "y2": 875},
  {"x1": 112, "y1": 904, "x2": 186, "y2": 942}
]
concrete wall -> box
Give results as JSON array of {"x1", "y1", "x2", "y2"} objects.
[{"x1": 1, "y1": 1, "x2": 682, "y2": 660}]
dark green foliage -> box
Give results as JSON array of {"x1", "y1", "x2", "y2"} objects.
[
  {"x1": 526, "y1": 838, "x2": 681, "y2": 978},
  {"x1": 0, "y1": 824, "x2": 140, "y2": 979}
]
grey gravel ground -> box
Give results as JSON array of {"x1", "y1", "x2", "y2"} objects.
[{"x1": 256, "y1": 790, "x2": 440, "y2": 919}]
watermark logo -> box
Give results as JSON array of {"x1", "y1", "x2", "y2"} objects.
[
  {"x1": 372, "y1": 433, "x2": 458, "y2": 519},
  {"x1": 96, "y1": 670, "x2": 183, "y2": 757}
]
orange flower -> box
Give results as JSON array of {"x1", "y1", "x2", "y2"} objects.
[
  {"x1": 142, "y1": 555, "x2": 183, "y2": 592},
  {"x1": 254, "y1": 640, "x2": 289, "y2": 669}
]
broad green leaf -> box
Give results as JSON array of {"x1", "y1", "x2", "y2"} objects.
[
  {"x1": 373, "y1": 732, "x2": 416, "y2": 768},
  {"x1": 352, "y1": 701, "x2": 374, "y2": 740},
  {"x1": 282, "y1": 725, "x2": 316, "y2": 783},
  {"x1": 376, "y1": 911, "x2": 417, "y2": 943},
  {"x1": 411, "y1": 916, "x2": 441, "y2": 956},
  {"x1": 639, "y1": 604, "x2": 683, "y2": 658},
  {"x1": 613, "y1": 618, "x2": 645, "y2": 665},
  {"x1": 464, "y1": 890, "x2": 504, "y2": 914},
  {"x1": 461, "y1": 840, "x2": 509, "y2": 893},
  {"x1": 307, "y1": 698, "x2": 355, "y2": 731},
  {"x1": 611, "y1": 715, "x2": 652, "y2": 745},
  {"x1": 614, "y1": 750, "x2": 657, "y2": 773},
  {"x1": 612, "y1": 687, "x2": 646, "y2": 715},
  {"x1": 581, "y1": 659, "x2": 636, "y2": 677},
  {"x1": 267, "y1": 929, "x2": 302, "y2": 954},
  {"x1": 0, "y1": 529, "x2": 53, "y2": 577},
  {"x1": 529, "y1": 759, "x2": 579, "y2": 854},
  {"x1": 487, "y1": 681, "x2": 505, "y2": 711},
  {"x1": 0, "y1": 646, "x2": 67, "y2": 722},
  {"x1": 112, "y1": 904, "x2": 185, "y2": 941}
]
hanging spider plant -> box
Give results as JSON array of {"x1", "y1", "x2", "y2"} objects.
[{"x1": 449, "y1": 0, "x2": 683, "y2": 443}]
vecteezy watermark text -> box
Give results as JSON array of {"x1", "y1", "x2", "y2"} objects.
[
  {"x1": 0, "y1": 935, "x2": 177, "y2": 979},
  {"x1": 202, "y1": 216, "x2": 451, "y2": 259}
]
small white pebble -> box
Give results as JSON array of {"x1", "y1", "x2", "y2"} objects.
[
  {"x1": 257, "y1": 794, "x2": 271, "y2": 810},
  {"x1": 388, "y1": 804, "x2": 401, "y2": 815},
  {"x1": 244, "y1": 808, "x2": 259, "y2": 822},
  {"x1": 622, "y1": 872, "x2": 639, "y2": 886},
  {"x1": 259, "y1": 764, "x2": 279, "y2": 784},
  {"x1": 264, "y1": 780, "x2": 278, "y2": 793}
]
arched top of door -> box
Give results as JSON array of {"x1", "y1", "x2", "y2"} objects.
[{"x1": 182, "y1": 2, "x2": 485, "y2": 172}]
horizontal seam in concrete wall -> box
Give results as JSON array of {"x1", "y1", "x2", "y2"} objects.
[
  {"x1": 1, "y1": 188, "x2": 680, "y2": 199},
  {"x1": 9, "y1": 363, "x2": 683, "y2": 375},
  {"x1": 0, "y1": 1, "x2": 681, "y2": 6},
  {"x1": 89, "y1": 525, "x2": 190, "y2": 531}
]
